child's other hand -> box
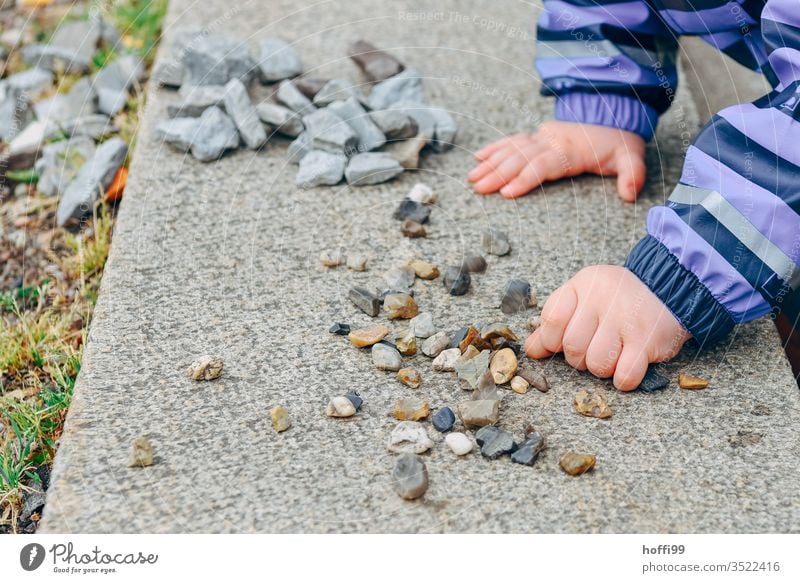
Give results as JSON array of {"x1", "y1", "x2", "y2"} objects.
[
  {"x1": 524, "y1": 266, "x2": 691, "y2": 390},
  {"x1": 468, "y1": 121, "x2": 646, "y2": 201}
]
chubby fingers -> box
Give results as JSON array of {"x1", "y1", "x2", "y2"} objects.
[
  {"x1": 474, "y1": 133, "x2": 533, "y2": 161},
  {"x1": 613, "y1": 342, "x2": 650, "y2": 391},
  {"x1": 499, "y1": 151, "x2": 571, "y2": 199},
  {"x1": 524, "y1": 284, "x2": 578, "y2": 359}
]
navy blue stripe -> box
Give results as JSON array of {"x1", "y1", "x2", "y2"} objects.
[
  {"x1": 669, "y1": 201, "x2": 792, "y2": 309},
  {"x1": 537, "y1": 24, "x2": 668, "y2": 52},
  {"x1": 551, "y1": 0, "x2": 645, "y2": 5},
  {"x1": 719, "y1": 38, "x2": 762, "y2": 71},
  {"x1": 692, "y1": 115, "x2": 800, "y2": 212},
  {"x1": 752, "y1": 79, "x2": 800, "y2": 111},
  {"x1": 540, "y1": 77, "x2": 677, "y2": 113},
  {"x1": 761, "y1": 17, "x2": 800, "y2": 55},
  {"x1": 656, "y1": 0, "x2": 739, "y2": 10}
]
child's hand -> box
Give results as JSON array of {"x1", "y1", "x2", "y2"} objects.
[
  {"x1": 468, "y1": 121, "x2": 646, "y2": 201},
  {"x1": 524, "y1": 265, "x2": 691, "y2": 390}
]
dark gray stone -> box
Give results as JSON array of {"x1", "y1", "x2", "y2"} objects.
[
  {"x1": 479, "y1": 428, "x2": 517, "y2": 459},
  {"x1": 391, "y1": 454, "x2": 428, "y2": 500},
  {"x1": 389, "y1": 100, "x2": 436, "y2": 140},
  {"x1": 328, "y1": 97, "x2": 385, "y2": 151},
  {"x1": 190, "y1": 106, "x2": 240, "y2": 162},
  {"x1": 345, "y1": 390, "x2": 363, "y2": 411},
  {"x1": 461, "y1": 255, "x2": 487, "y2": 273},
  {"x1": 223, "y1": 78, "x2": 267, "y2": 149},
  {"x1": 257, "y1": 38, "x2": 303, "y2": 82},
  {"x1": 276, "y1": 79, "x2": 316, "y2": 114},
  {"x1": 443, "y1": 266, "x2": 470, "y2": 296},
  {"x1": 344, "y1": 152, "x2": 403, "y2": 185},
  {"x1": 303, "y1": 108, "x2": 358, "y2": 155},
  {"x1": 431, "y1": 407, "x2": 456, "y2": 432},
  {"x1": 639, "y1": 366, "x2": 670, "y2": 392},
  {"x1": 511, "y1": 431, "x2": 545, "y2": 466},
  {"x1": 369, "y1": 109, "x2": 419, "y2": 140},
  {"x1": 500, "y1": 279, "x2": 532, "y2": 315},
  {"x1": 367, "y1": 68, "x2": 423, "y2": 110},
  {"x1": 392, "y1": 198, "x2": 430, "y2": 224},
  {"x1": 348, "y1": 40, "x2": 404, "y2": 83},
  {"x1": 349, "y1": 287, "x2": 381, "y2": 317},
  {"x1": 474, "y1": 425, "x2": 500, "y2": 447},
  {"x1": 482, "y1": 228, "x2": 511, "y2": 256},
  {"x1": 329, "y1": 323, "x2": 350, "y2": 335},
  {"x1": 296, "y1": 150, "x2": 346, "y2": 187},
  {"x1": 181, "y1": 34, "x2": 255, "y2": 86},
  {"x1": 256, "y1": 102, "x2": 304, "y2": 137}
]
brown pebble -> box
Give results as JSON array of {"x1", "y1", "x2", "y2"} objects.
[
  {"x1": 401, "y1": 219, "x2": 427, "y2": 238},
  {"x1": 394, "y1": 397, "x2": 429, "y2": 420},
  {"x1": 270, "y1": 405, "x2": 291, "y2": 432},
  {"x1": 489, "y1": 348, "x2": 518, "y2": 384},
  {"x1": 384, "y1": 292, "x2": 419, "y2": 319},
  {"x1": 678, "y1": 372, "x2": 709, "y2": 390},
  {"x1": 574, "y1": 389, "x2": 612, "y2": 419},
  {"x1": 559, "y1": 452, "x2": 596, "y2": 476},
  {"x1": 348, "y1": 324, "x2": 389, "y2": 347},
  {"x1": 481, "y1": 322, "x2": 518, "y2": 342},
  {"x1": 395, "y1": 328, "x2": 417, "y2": 356},
  {"x1": 406, "y1": 259, "x2": 439, "y2": 280},
  {"x1": 518, "y1": 365, "x2": 550, "y2": 392},
  {"x1": 128, "y1": 436, "x2": 154, "y2": 468},
  {"x1": 397, "y1": 367, "x2": 422, "y2": 388}
]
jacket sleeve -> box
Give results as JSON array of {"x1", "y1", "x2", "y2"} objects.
[
  {"x1": 625, "y1": 0, "x2": 800, "y2": 346},
  {"x1": 536, "y1": 0, "x2": 679, "y2": 140}
]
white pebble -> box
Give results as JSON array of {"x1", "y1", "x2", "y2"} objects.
[
  {"x1": 388, "y1": 421, "x2": 434, "y2": 454},
  {"x1": 432, "y1": 347, "x2": 461, "y2": 372},
  {"x1": 347, "y1": 254, "x2": 368, "y2": 271},
  {"x1": 407, "y1": 182, "x2": 437, "y2": 204},
  {"x1": 445, "y1": 432, "x2": 474, "y2": 456},
  {"x1": 326, "y1": 396, "x2": 356, "y2": 418}
]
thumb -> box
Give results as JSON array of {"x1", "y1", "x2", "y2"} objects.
[{"x1": 614, "y1": 148, "x2": 647, "y2": 202}]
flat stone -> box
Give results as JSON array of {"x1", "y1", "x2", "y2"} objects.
[
  {"x1": 393, "y1": 198, "x2": 431, "y2": 223},
  {"x1": 443, "y1": 266, "x2": 471, "y2": 296},
  {"x1": 8, "y1": 120, "x2": 61, "y2": 156},
  {"x1": 455, "y1": 349, "x2": 490, "y2": 389},
  {"x1": 458, "y1": 400, "x2": 500, "y2": 428},
  {"x1": 326, "y1": 396, "x2": 356, "y2": 418},
  {"x1": 431, "y1": 407, "x2": 456, "y2": 432},
  {"x1": 460, "y1": 255, "x2": 487, "y2": 273},
  {"x1": 395, "y1": 329, "x2": 417, "y2": 356},
  {"x1": 346, "y1": 254, "x2": 368, "y2": 272},
  {"x1": 320, "y1": 249, "x2": 344, "y2": 267},
  {"x1": 511, "y1": 430, "x2": 545, "y2": 466},
  {"x1": 257, "y1": 38, "x2": 304, "y2": 82},
  {"x1": 421, "y1": 331, "x2": 449, "y2": 357},
  {"x1": 168, "y1": 85, "x2": 226, "y2": 117},
  {"x1": 490, "y1": 348, "x2": 518, "y2": 384},
  {"x1": 276, "y1": 79, "x2": 317, "y2": 114},
  {"x1": 482, "y1": 229, "x2": 511, "y2": 256},
  {"x1": 383, "y1": 265, "x2": 416, "y2": 291},
  {"x1": 62, "y1": 114, "x2": 118, "y2": 140},
  {"x1": 152, "y1": 59, "x2": 186, "y2": 87},
  {"x1": 349, "y1": 287, "x2": 380, "y2": 317},
  {"x1": 190, "y1": 106, "x2": 240, "y2": 162},
  {"x1": 128, "y1": 436, "x2": 154, "y2": 468},
  {"x1": 410, "y1": 312, "x2": 436, "y2": 339},
  {"x1": 639, "y1": 366, "x2": 670, "y2": 392},
  {"x1": 223, "y1": 78, "x2": 267, "y2": 149},
  {"x1": 394, "y1": 397, "x2": 429, "y2": 421},
  {"x1": 445, "y1": 432, "x2": 474, "y2": 456},
  {"x1": 348, "y1": 324, "x2": 389, "y2": 348},
  {"x1": 56, "y1": 137, "x2": 128, "y2": 226},
  {"x1": 400, "y1": 219, "x2": 427, "y2": 238},
  {"x1": 406, "y1": 259, "x2": 438, "y2": 280},
  {"x1": 383, "y1": 292, "x2": 418, "y2": 319},
  {"x1": 481, "y1": 323, "x2": 518, "y2": 343},
  {"x1": 574, "y1": 389, "x2": 613, "y2": 419},
  {"x1": 367, "y1": 68, "x2": 424, "y2": 110},
  {"x1": 432, "y1": 347, "x2": 461, "y2": 372},
  {"x1": 345, "y1": 152, "x2": 403, "y2": 185},
  {"x1": 296, "y1": 150, "x2": 346, "y2": 187},
  {"x1": 182, "y1": 34, "x2": 255, "y2": 86},
  {"x1": 287, "y1": 132, "x2": 312, "y2": 163},
  {"x1": 93, "y1": 55, "x2": 144, "y2": 115},
  {"x1": 345, "y1": 390, "x2": 363, "y2": 411},
  {"x1": 34, "y1": 136, "x2": 95, "y2": 198},
  {"x1": 348, "y1": 40, "x2": 405, "y2": 82},
  {"x1": 473, "y1": 370, "x2": 500, "y2": 400},
  {"x1": 500, "y1": 279, "x2": 534, "y2": 315},
  {"x1": 187, "y1": 355, "x2": 224, "y2": 380},
  {"x1": 303, "y1": 108, "x2": 358, "y2": 154},
  {"x1": 560, "y1": 452, "x2": 596, "y2": 476},
  {"x1": 256, "y1": 102, "x2": 304, "y2": 137},
  {"x1": 517, "y1": 365, "x2": 551, "y2": 393},
  {"x1": 328, "y1": 323, "x2": 350, "y2": 335},
  {"x1": 385, "y1": 134, "x2": 427, "y2": 169},
  {"x1": 478, "y1": 427, "x2": 517, "y2": 459},
  {"x1": 328, "y1": 97, "x2": 386, "y2": 151},
  {"x1": 369, "y1": 109, "x2": 418, "y2": 140},
  {"x1": 270, "y1": 405, "x2": 291, "y2": 432},
  {"x1": 510, "y1": 376, "x2": 529, "y2": 394},
  {"x1": 397, "y1": 367, "x2": 422, "y2": 388},
  {"x1": 679, "y1": 372, "x2": 709, "y2": 390},
  {"x1": 293, "y1": 77, "x2": 328, "y2": 99},
  {"x1": 372, "y1": 342, "x2": 402, "y2": 371},
  {"x1": 387, "y1": 421, "x2": 433, "y2": 454},
  {"x1": 391, "y1": 454, "x2": 428, "y2": 500}
]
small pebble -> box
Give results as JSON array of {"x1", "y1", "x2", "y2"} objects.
[
  {"x1": 432, "y1": 347, "x2": 461, "y2": 372},
  {"x1": 347, "y1": 254, "x2": 369, "y2": 271},
  {"x1": 450, "y1": 325, "x2": 481, "y2": 352},
  {"x1": 320, "y1": 249, "x2": 344, "y2": 267},
  {"x1": 383, "y1": 292, "x2": 419, "y2": 319},
  {"x1": 458, "y1": 399, "x2": 500, "y2": 428},
  {"x1": 500, "y1": 279, "x2": 533, "y2": 314},
  {"x1": 518, "y1": 365, "x2": 550, "y2": 392},
  {"x1": 511, "y1": 430, "x2": 545, "y2": 466},
  {"x1": 187, "y1": 355, "x2": 224, "y2": 380},
  {"x1": 388, "y1": 421, "x2": 433, "y2": 454},
  {"x1": 329, "y1": 322, "x2": 350, "y2": 335},
  {"x1": 678, "y1": 372, "x2": 709, "y2": 390},
  {"x1": 383, "y1": 265, "x2": 416, "y2": 292},
  {"x1": 348, "y1": 324, "x2": 390, "y2": 347},
  {"x1": 574, "y1": 389, "x2": 613, "y2": 419},
  {"x1": 482, "y1": 228, "x2": 511, "y2": 256},
  {"x1": 393, "y1": 198, "x2": 431, "y2": 224},
  {"x1": 348, "y1": 40, "x2": 405, "y2": 83},
  {"x1": 476, "y1": 426, "x2": 517, "y2": 459},
  {"x1": 490, "y1": 348, "x2": 518, "y2": 384},
  {"x1": 481, "y1": 322, "x2": 518, "y2": 342},
  {"x1": 410, "y1": 312, "x2": 436, "y2": 338},
  {"x1": 473, "y1": 370, "x2": 500, "y2": 400},
  {"x1": 394, "y1": 397, "x2": 429, "y2": 421},
  {"x1": 527, "y1": 315, "x2": 541, "y2": 331},
  {"x1": 510, "y1": 376, "x2": 529, "y2": 394},
  {"x1": 397, "y1": 367, "x2": 422, "y2": 388},
  {"x1": 406, "y1": 259, "x2": 439, "y2": 280},
  {"x1": 372, "y1": 342, "x2": 403, "y2": 371},
  {"x1": 392, "y1": 454, "x2": 428, "y2": 500},
  {"x1": 270, "y1": 405, "x2": 291, "y2": 432},
  {"x1": 345, "y1": 390, "x2": 363, "y2": 410},
  {"x1": 445, "y1": 432, "x2": 474, "y2": 456},
  {"x1": 421, "y1": 331, "x2": 450, "y2": 357},
  {"x1": 395, "y1": 329, "x2": 417, "y2": 356},
  {"x1": 349, "y1": 286, "x2": 381, "y2": 317},
  {"x1": 460, "y1": 254, "x2": 487, "y2": 273},
  {"x1": 454, "y1": 349, "x2": 490, "y2": 389},
  {"x1": 401, "y1": 219, "x2": 427, "y2": 238},
  {"x1": 443, "y1": 266, "x2": 471, "y2": 296},
  {"x1": 559, "y1": 452, "x2": 596, "y2": 476},
  {"x1": 639, "y1": 366, "x2": 669, "y2": 392},
  {"x1": 431, "y1": 407, "x2": 456, "y2": 432},
  {"x1": 128, "y1": 436, "x2": 154, "y2": 468},
  {"x1": 326, "y1": 396, "x2": 357, "y2": 418},
  {"x1": 407, "y1": 182, "x2": 437, "y2": 204}
]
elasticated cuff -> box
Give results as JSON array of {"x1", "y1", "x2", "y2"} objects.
[
  {"x1": 624, "y1": 235, "x2": 736, "y2": 347},
  {"x1": 555, "y1": 91, "x2": 659, "y2": 141}
]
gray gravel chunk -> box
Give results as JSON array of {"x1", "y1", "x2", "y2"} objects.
[
  {"x1": 255, "y1": 102, "x2": 303, "y2": 137},
  {"x1": 276, "y1": 79, "x2": 316, "y2": 115},
  {"x1": 156, "y1": 117, "x2": 199, "y2": 152},
  {"x1": 430, "y1": 107, "x2": 458, "y2": 152},
  {"x1": 389, "y1": 100, "x2": 436, "y2": 140},
  {"x1": 223, "y1": 78, "x2": 267, "y2": 149},
  {"x1": 369, "y1": 109, "x2": 419, "y2": 139},
  {"x1": 62, "y1": 114, "x2": 118, "y2": 139},
  {"x1": 0, "y1": 95, "x2": 32, "y2": 141},
  {"x1": 295, "y1": 150, "x2": 346, "y2": 188},
  {"x1": 392, "y1": 454, "x2": 428, "y2": 500},
  {"x1": 367, "y1": 68, "x2": 423, "y2": 110},
  {"x1": 152, "y1": 59, "x2": 186, "y2": 87},
  {"x1": 35, "y1": 136, "x2": 96, "y2": 198},
  {"x1": 257, "y1": 38, "x2": 303, "y2": 82},
  {"x1": 328, "y1": 97, "x2": 385, "y2": 151},
  {"x1": 182, "y1": 34, "x2": 255, "y2": 86},
  {"x1": 345, "y1": 152, "x2": 403, "y2": 185},
  {"x1": 303, "y1": 108, "x2": 358, "y2": 155},
  {"x1": 22, "y1": 20, "x2": 100, "y2": 74},
  {"x1": 2, "y1": 67, "x2": 53, "y2": 100},
  {"x1": 168, "y1": 85, "x2": 226, "y2": 117},
  {"x1": 34, "y1": 77, "x2": 95, "y2": 124},
  {"x1": 312, "y1": 79, "x2": 362, "y2": 107},
  {"x1": 287, "y1": 131, "x2": 311, "y2": 164},
  {"x1": 190, "y1": 106, "x2": 240, "y2": 162}
]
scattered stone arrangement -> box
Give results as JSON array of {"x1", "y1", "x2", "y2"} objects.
[
  {"x1": 154, "y1": 33, "x2": 457, "y2": 187},
  {"x1": 0, "y1": 15, "x2": 136, "y2": 225}
]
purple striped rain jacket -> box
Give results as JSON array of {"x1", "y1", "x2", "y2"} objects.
[{"x1": 536, "y1": 0, "x2": 800, "y2": 346}]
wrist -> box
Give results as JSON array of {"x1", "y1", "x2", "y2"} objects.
[{"x1": 555, "y1": 92, "x2": 659, "y2": 141}]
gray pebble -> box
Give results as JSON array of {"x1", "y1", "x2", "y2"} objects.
[
  {"x1": 168, "y1": 85, "x2": 226, "y2": 117},
  {"x1": 500, "y1": 279, "x2": 533, "y2": 315},
  {"x1": 313, "y1": 79, "x2": 363, "y2": 107},
  {"x1": 391, "y1": 453, "x2": 428, "y2": 500},
  {"x1": 348, "y1": 286, "x2": 381, "y2": 317},
  {"x1": 345, "y1": 152, "x2": 403, "y2": 185},
  {"x1": 372, "y1": 342, "x2": 403, "y2": 371},
  {"x1": 367, "y1": 68, "x2": 424, "y2": 110},
  {"x1": 303, "y1": 108, "x2": 358, "y2": 155},
  {"x1": 443, "y1": 266, "x2": 471, "y2": 296},
  {"x1": 276, "y1": 79, "x2": 317, "y2": 115},
  {"x1": 257, "y1": 38, "x2": 303, "y2": 82},
  {"x1": 410, "y1": 312, "x2": 436, "y2": 338},
  {"x1": 223, "y1": 78, "x2": 267, "y2": 149},
  {"x1": 256, "y1": 102, "x2": 304, "y2": 137},
  {"x1": 421, "y1": 331, "x2": 450, "y2": 358},
  {"x1": 482, "y1": 228, "x2": 511, "y2": 256},
  {"x1": 287, "y1": 132, "x2": 312, "y2": 164},
  {"x1": 328, "y1": 97, "x2": 386, "y2": 151},
  {"x1": 369, "y1": 109, "x2": 419, "y2": 140},
  {"x1": 190, "y1": 106, "x2": 240, "y2": 162},
  {"x1": 182, "y1": 34, "x2": 255, "y2": 86},
  {"x1": 296, "y1": 150, "x2": 346, "y2": 187}
]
